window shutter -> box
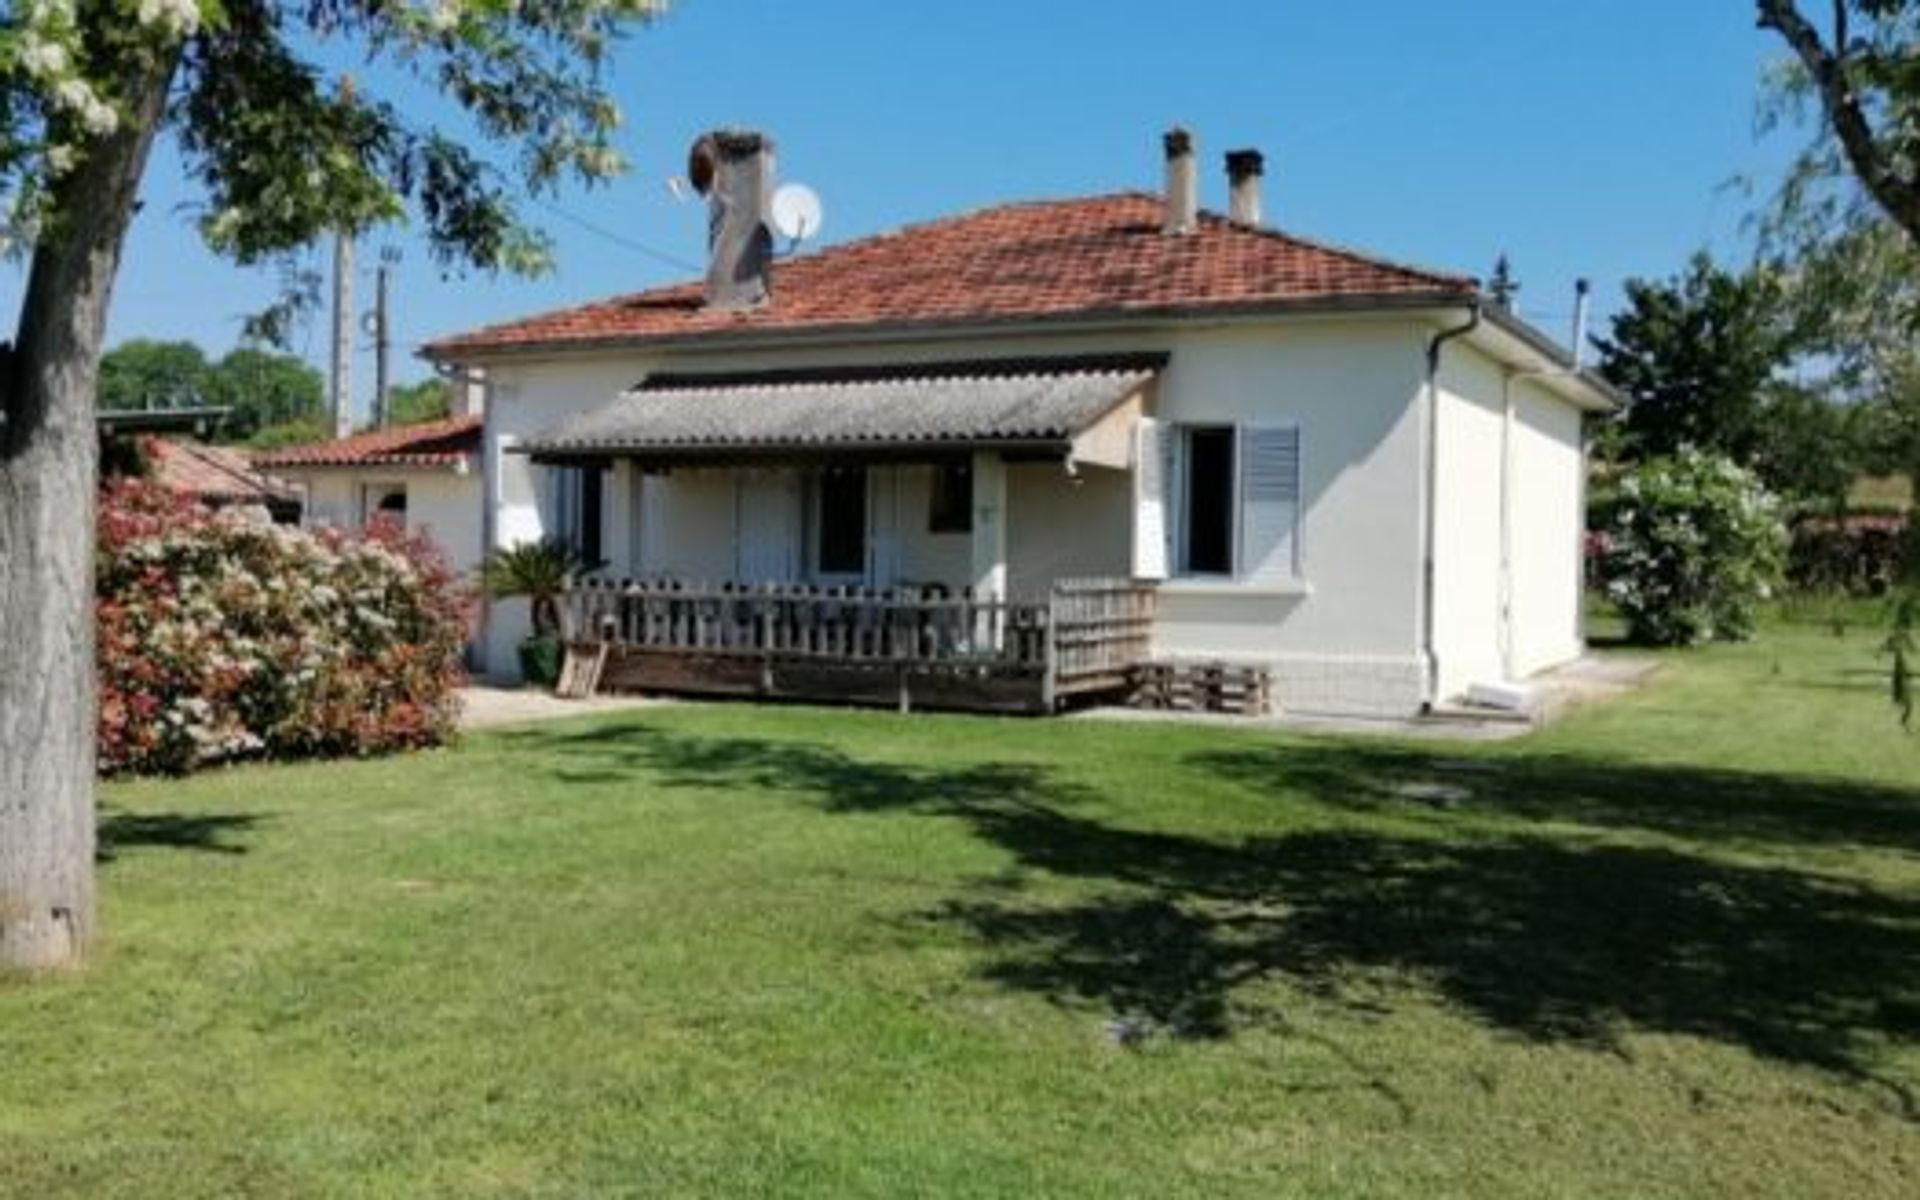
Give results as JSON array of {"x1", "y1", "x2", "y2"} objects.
[
  {"x1": 1239, "y1": 423, "x2": 1301, "y2": 583},
  {"x1": 1132, "y1": 418, "x2": 1170, "y2": 580}
]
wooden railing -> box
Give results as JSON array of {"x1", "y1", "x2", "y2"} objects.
[{"x1": 559, "y1": 576, "x2": 1155, "y2": 712}]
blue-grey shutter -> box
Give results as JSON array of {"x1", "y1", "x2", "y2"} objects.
[{"x1": 1239, "y1": 423, "x2": 1301, "y2": 583}]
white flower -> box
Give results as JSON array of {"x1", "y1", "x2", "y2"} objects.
[
  {"x1": 18, "y1": 37, "x2": 69, "y2": 79},
  {"x1": 135, "y1": 0, "x2": 203, "y2": 38},
  {"x1": 425, "y1": 0, "x2": 463, "y2": 33}
]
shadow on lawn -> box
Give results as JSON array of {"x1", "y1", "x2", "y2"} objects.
[
  {"x1": 1193, "y1": 740, "x2": 1920, "y2": 854},
  {"x1": 509, "y1": 723, "x2": 1920, "y2": 1099},
  {"x1": 97, "y1": 812, "x2": 262, "y2": 862}
]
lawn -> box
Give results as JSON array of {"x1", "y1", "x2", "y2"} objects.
[{"x1": 3, "y1": 615, "x2": 1918, "y2": 1197}]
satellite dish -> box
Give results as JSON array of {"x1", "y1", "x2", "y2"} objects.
[{"x1": 771, "y1": 183, "x2": 824, "y2": 244}]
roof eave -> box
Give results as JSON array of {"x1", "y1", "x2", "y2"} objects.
[
  {"x1": 259, "y1": 456, "x2": 476, "y2": 473},
  {"x1": 1473, "y1": 306, "x2": 1625, "y2": 413},
  {"x1": 419, "y1": 289, "x2": 1479, "y2": 365}
]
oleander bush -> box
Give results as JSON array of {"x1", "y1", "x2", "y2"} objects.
[
  {"x1": 1593, "y1": 449, "x2": 1787, "y2": 646},
  {"x1": 97, "y1": 479, "x2": 472, "y2": 775}
]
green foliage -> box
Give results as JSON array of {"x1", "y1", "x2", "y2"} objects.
[
  {"x1": 384, "y1": 377, "x2": 452, "y2": 426},
  {"x1": 1596, "y1": 450, "x2": 1789, "y2": 646},
  {"x1": 246, "y1": 413, "x2": 330, "y2": 450},
  {"x1": 203, "y1": 346, "x2": 324, "y2": 441},
  {"x1": 479, "y1": 537, "x2": 584, "y2": 638},
  {"x1": 96, "y1": 339, "x2": 325, "y2": 442},
  {"x1": 96, "y1": 338, "x2": 210, "y2": 411},
  {"x1": 3, "y1": 0, "x2": 660, "y2": 279},
  {"x1": 1592, "y1": 256, "x2": 1806, "y2": 469}
]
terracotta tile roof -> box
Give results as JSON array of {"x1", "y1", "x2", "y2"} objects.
[
  {"x1": 424, "y1": 192, "x2": 1475, "y2": 358},
  {"x1": 144, "y1": 438, "x2": 297, "y2": 507},
  {"x1": 252, "y1": 414, "x2": 483, "y2": 469}
]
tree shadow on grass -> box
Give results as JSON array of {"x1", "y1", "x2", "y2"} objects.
[
  {"x1": 97, "y1": 812, "x2": 263, "y2": 862},
  {"x1": 505, "y1": 722, "x2": 1920, "y2": 1099},
  {"x1": 1193, "y1": 740, "x2": 1920, "y2": 855}
]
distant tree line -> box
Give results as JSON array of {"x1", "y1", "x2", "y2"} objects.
[{"x1": 97, "y1": 339, "x2": 453, "y2": 447}]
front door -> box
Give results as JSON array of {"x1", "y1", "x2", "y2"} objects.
[
  {"x1": 811, "y1": 466, "x2": 868, "y2": 585},
  {"x1": 735, "y1": 469, "x2": 800, "y2": 583}
]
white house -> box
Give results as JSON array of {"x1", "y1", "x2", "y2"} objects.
[
  {"x1": 254, "y1": 410, "x2": 487, "y2": 580},
  {"x1": 424, "y1": 128, "x2": 1617, "y2": 716}
]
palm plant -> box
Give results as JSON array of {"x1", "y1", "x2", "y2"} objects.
[{"x1": 479, "y1": 538, "x2": 584, "y2": 640}]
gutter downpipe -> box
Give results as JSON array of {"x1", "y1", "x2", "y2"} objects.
[{"x1": 1421, "y1": 300, "x2": 1482, "y2": 710}]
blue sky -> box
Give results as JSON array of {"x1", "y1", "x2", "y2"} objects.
[{"x1": 3, "y1": 1, "x2": 1809, "y2": 424}]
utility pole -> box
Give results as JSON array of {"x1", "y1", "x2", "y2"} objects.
[
  {"x1": 330, "y1": 229, "x2": 354, "y2": 439},
  {"x1": 328, "y1": 76, "x2": 357, "y2": 440},
  {"x1": 369, "y1": 246, "x2": 399, "y2": 429}
]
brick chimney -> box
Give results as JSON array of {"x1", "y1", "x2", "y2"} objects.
[
  {"x1": 688, "y1": 129, "x2": 775, "y2": 309},
  {"x1": 1225, "y1": 149, "x2": 1264, "y2": 228},
  {"x1": 1163, "y1": 127, "x2": 1197, "y2": 235}
]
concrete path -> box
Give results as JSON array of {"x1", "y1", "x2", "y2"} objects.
[{"x1": 459, "y1": 684, "x2": 664, "y2": 731}]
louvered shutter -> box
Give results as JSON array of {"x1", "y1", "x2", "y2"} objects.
[
  {"x1": 1239, "y1": 423, "x2": 1301, "y2": 583},
  {"x1": 1132, "y1": 418, "x2": 1171, "y2": 580}
]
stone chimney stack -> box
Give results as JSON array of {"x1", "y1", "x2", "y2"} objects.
[
  {"x1": 1225, "y1": 149, "x2": 1264, "y2": 228},
  {"x1": 688, "y1": 129, "x2": 775, "y2": 310},
  {"x1": 1163, "y1": 127, "x2": 1198, "y2": 235}
]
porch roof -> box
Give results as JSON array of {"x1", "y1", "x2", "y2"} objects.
[{"x1": 517, "y1": 354, "x2": 1163, "y2": 463}]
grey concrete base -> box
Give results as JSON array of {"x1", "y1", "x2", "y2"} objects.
[{"x1": 1075, "y1": 653, "x2": 1660, "y2": 741}]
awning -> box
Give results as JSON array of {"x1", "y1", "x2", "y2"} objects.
[{"x1": 516, "y1": 354, "x2": 1164, "y2": 468}]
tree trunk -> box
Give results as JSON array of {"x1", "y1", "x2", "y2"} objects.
[{"x1": 0, "y1": 50, "x2": 177, "y2": 971}]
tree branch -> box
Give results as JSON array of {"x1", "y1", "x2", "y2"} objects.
[{"x1": 1757, "y1": 0, "x2": 1920, "y2": 242}]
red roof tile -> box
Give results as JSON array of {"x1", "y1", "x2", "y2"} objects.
[
  {"x1": 253, "y1": 415, "x2": 483, "y2": 469},
  {"x1": 144, "y1": 438, "x2": 297, "y2": 507},
  {"x1": 424, "y1": 193, "x2": 1475, "y2": 358}
]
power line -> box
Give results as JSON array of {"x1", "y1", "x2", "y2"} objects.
[{"x1": 523, "y1": 193, "x2": 703, "y2": 275}]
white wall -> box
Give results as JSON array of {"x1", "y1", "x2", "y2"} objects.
[
  {"x1": 406, "y1": 472, "x2": 485, "y2": 576},
  {"x1": 1006, "y1": 462, "x2": 1132, "y2": 597},
  {"x1": 1147, "y1": 323, "x2": 1429, "y2": 704},
  {"x1": 1432, "y1": 348, "x2": 1589, "y2": 701},
  {"x1": 279, "y1": 467, "x2": 483, "y2": 575},
  {"x1": 1507, "y1": 378, "x2": 1585, "y2": 677},
  {"x1": 1432, "y1": 346, "x2": 1508, "y2": 702}
]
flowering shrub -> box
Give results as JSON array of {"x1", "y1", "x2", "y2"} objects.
[
  {"x1": 97, "y1": 479, "x2": 472, "y2": 774},
  {"x1": 1594, "y1": 450, "x2": 1787, "y2": 646}
]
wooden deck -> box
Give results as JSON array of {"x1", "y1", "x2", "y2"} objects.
[{"x1": 559, "y1": 577, "x2": 1154, "y2": 714}]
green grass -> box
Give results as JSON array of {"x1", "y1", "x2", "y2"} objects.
[{"x1": 4, "y1": 616, "x2": 1918, "y2": 1197}]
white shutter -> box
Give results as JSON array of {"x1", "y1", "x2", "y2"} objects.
[
  {"x1": 1132, "y1": 418, "x2": 1171, "y2": 580},
  {"x1": 1239, "y1": 423, "x2": 1301, "y2": 583},
  {"x1": 866, "y1": 466, "x2": 899, "y2": 585}
]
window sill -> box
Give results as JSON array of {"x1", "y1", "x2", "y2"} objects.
[{"x1": 1157, "y1": 577, "x2": 1313, "y2": 597}]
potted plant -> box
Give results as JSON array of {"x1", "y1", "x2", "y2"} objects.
[{"x1": 479, "y1": 538, "x2": 583, "y2": 688}]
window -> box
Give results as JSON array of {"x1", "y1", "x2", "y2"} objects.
[
  {"x1": 1180, "y1": 426, "x2": 1236, "y2": 575},
  {"x1": 363, "y1": 484, "x2": 407, "y2": 526},
  {"x1": 1151, "y1": 421, "x2": 1302, "y2": 583},
  {"x1": 552, "y1": 463, "x2": 606, "y2": 567},
  {"x1": 927, "y1": 462, "x2": 972, "y2": 534},
  {"x1": 814, "y1": 466, "x2": 867, "y2": 577}
]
